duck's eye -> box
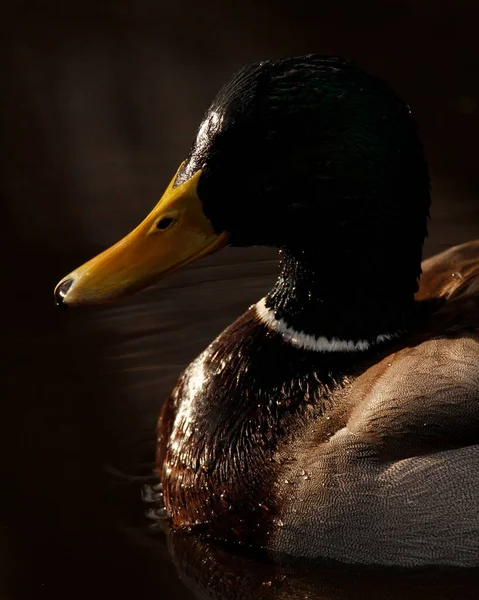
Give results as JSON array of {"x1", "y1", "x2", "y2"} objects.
[{"x1": 156, "y1": 217, "x2": 175, "y2": 230}]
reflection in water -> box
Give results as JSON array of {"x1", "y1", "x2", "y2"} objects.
[{"x1": 167, "y1": 529, "x2": 479, "y2": 600}]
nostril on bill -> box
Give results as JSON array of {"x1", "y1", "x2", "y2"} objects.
[{"x1": 54, "y1": 278, "x2": 74, "y2": 309}]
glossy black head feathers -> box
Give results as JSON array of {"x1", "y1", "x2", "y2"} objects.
[
  {"x1": 176, "y1": 54, "x2": 431, "y2": 338},
  {"x1": 177, "y1": 55, "x2": 429, "y2": 242}
]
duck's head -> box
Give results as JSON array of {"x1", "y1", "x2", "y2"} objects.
[{"x1": 55, "y1": 54, "x2": 430, "y2": 317}]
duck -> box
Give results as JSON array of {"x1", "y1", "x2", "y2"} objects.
[{"x1": 54, "y1": 54, "x2": 479, "y2": 567}]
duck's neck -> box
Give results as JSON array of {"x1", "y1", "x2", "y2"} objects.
[{"x1": 263, "y1": 248, "x2": 417, "y2": 350}]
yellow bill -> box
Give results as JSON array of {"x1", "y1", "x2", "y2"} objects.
[{"x1": 54, "y1": 167, "x2": 229, "y2": 307}]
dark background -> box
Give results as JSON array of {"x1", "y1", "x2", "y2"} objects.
[{"x1": 1, "y1": 1, "x2": 479, "y2": 598}]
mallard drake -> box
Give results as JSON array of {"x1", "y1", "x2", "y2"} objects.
[{"x1": 55, "y1": 55, "x2": 479, "y2": 567}]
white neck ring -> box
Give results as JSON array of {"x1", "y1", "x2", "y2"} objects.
[{"x1": 254, "y1": 297, "x2": 397, "y2": 353}]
